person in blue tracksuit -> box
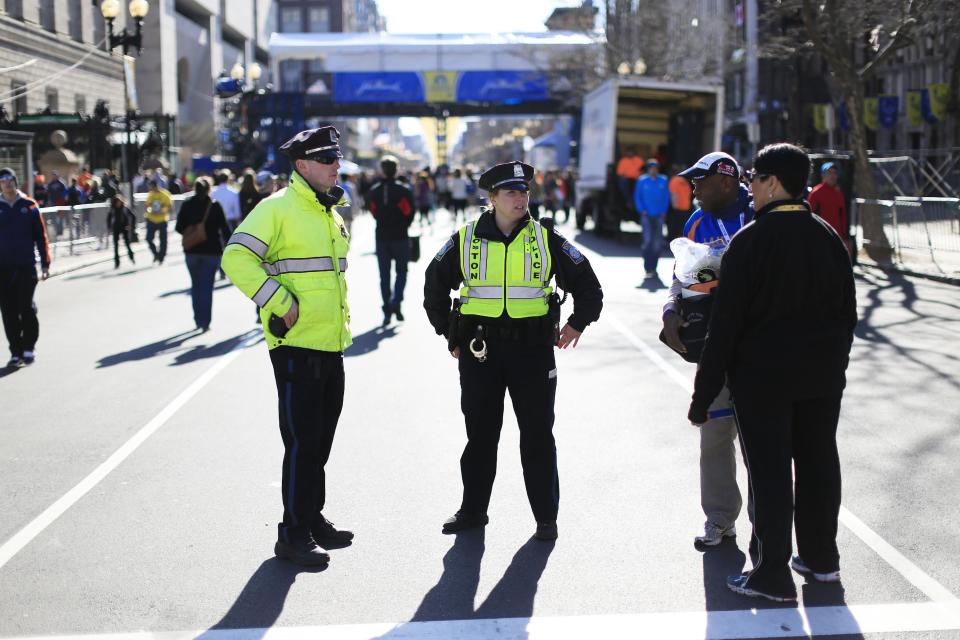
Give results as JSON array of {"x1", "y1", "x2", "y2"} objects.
[
  {"x1": 633, "y1": 159, "x2": 671, "y2": 278},
  {"x1": 660, "y1": 152, "x2": 754, "y2": 548},
  {"x1": 0, "y1": 168, "x2": 50, "y2": 368}
]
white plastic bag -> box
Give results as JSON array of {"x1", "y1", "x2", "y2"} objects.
[{"x1": 670, "y1": 237, "x2": 723, "y2": 290}]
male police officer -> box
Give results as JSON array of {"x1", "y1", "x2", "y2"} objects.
[
  {"x1": 424, "y1": 161, "x2": 603, "y2": 541},
  {"x1": 222, "y1": 126, "x2": 353, "y2": 566}
]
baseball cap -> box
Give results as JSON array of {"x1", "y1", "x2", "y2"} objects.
[
  {"x1": 679, "y1": 152, "x2": 740, "y2": 181},
  {"x1": 0, "y1": 167, "x2": 17, "y2": 182},
  {"x1": 820, "y1": 161, "x2": 837, "y2": 173}
]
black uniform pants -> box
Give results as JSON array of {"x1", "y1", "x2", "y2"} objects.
[
  {"x1": 458, "y1": 338, "x2": 559, "y2": 523},
  {"x1": 269, "y1": 346, "x2": 345, "y2": 544},
  {"x1": 113, "y1": 228, "x2": 134, "y2": 266},
  {"x1": 733, "y1": 391, "x2": 843, "y2": 596},
  {"x1": 0, "y1": 266, "x2": 39, "y2": 358}
]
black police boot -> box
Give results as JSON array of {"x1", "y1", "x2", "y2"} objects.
[
  {"x1": 382, "y1": 304, "x2": 392, "y2": 326},
  {"x1": 312, "y1": 515, "x2": 354, "y2": 548},
  {"x1": 393, "y1": 303, "x2": 404, "y2": 322},
  {"x1": 274, "y1": 536, "x2": 330, "y2": 566},
  {"x1": 442, "y1": 511, "x2": 489, "y2": 534},
  {"x1": 535, "y1": 521, "x2": 558, "y2": 541}
]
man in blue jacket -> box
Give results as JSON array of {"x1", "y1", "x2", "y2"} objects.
[
  {"x1": 661, "y1": 152, "x2": 754, "y2": 548},
  {"x1": 0, "y1": 168, "x2": 50, "y2": 368},
  {"x1": 633, "y1": 159, "x2": 670, "y2": 278}
]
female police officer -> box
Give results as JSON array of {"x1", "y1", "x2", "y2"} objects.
[{"x1": 423, "y1": 161, "x2": 603, "y2": 541}]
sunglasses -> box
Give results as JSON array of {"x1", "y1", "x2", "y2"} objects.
[
  {"x1": 0, "y1": 175, "x2": 15, "y2": 182},
  {"x1": 309, "y1": 156, "x2": 340, "y2": 165},
  {"x1": 744, "y1": 169, "x2": 770, "y2": 183}
]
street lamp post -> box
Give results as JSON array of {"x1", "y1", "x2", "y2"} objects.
[{"x1": 99, "y1": 0, "x2": 150, "y2": 204}]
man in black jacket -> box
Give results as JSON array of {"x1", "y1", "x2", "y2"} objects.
[
  {"x1": 689, "y1": 143, "x2": 857, "y2": 603},
  {"x1": 368, "y1": 155, "x2": 415, "y2": 325}
]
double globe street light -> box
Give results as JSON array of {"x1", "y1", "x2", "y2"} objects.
[{"x1": 97, "y1": 0, "x2": 150, "y2": 202}]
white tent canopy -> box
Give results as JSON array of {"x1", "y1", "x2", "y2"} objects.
[{"x1": 268, "y1": 31, "x2": 598, "y2": 72}]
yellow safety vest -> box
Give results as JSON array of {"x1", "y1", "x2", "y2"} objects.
[
  {"x1": 458, "y1": 218, "x2": 553, "y2": 319},
  {"x1": 221, "y1": 172, "x2": 352, "y2": 351}
]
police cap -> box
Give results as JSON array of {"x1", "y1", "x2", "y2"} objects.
[
  {"x1": 478, "y1": 161, "x2": 534, "y2": 192},
  {"x1": 279, "y1": 126, "x2": 343, "y2": 161}
]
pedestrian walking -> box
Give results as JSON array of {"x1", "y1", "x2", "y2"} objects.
[
  {"x1": 211, "y1": 171, "x2": 242, "y2": 231},
  {"x1": 174, "y1": 177, "x2": 231, "y2": 332},
  {"x1": 415, "y1": 171, "x2": 434, "y2": 227},
  {"x1": 450, "y1": 169, "x2": 469, "y2": 223},
  {"x1": 144, "y1": 179, "x2": 172, "y2": 264},
  {"x1": 239, "y1": 171, "x2": 264, "y2": 222},
  {"x1": 689, "y1": 143, "x2": 857, "y2": 603},
  {"x1": 106, "y1": 195, "x2": 136, "y2": 269},
  {"x1": 661, "y1": 151, "x2": 753, "y2": 548},
  {"x1": 0, "y1": 168, "x2": 50, "y2": 368},
  {"x1": 633, "y1": 159, "x2": 670, "y2": 279},
  {"x1": 423, "y1": 160, "x2": 603, "y2": 541},
  {"x1": 808, "y1": 162, "x2": 851, "y2": 256},
  {"x1": 221, "y1": 126, "x2": 354, "y2": 567},
  {"x1": 367, "y1": 155, "x2": 416, "y2": 325}
]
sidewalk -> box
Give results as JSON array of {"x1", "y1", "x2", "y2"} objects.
[{"x1": 47, "y1": 223, "x2": 164, "y2": 278}]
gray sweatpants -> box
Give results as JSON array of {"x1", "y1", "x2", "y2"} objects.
[{"x1": 700, "y1": 385, "x2": 746, "y2": 528}]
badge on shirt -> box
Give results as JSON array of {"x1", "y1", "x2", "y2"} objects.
[
  {"x1": 561, "y1": 241, "x2": 584, "y2": 264},
  {"x1": 435, "y1": 237, "x2": 455, "y2": 262},
  {"x1": 339, "y1": 224, "x2": 348, "y2": 239}
]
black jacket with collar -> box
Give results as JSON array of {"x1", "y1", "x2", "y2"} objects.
[
  {"x1": 423, "y1": 210, "x2": 603, "y2": 336},
  {"x1": 367, "y1": 177, "x2": 414, "y2": 240},
  {"x1": 689, "y1": 199, "x2": 858, "y2": 422}
]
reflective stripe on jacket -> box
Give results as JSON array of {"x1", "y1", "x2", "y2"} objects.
[
  {"x1": 457, "y1": 218, "x2": 553, "y2": 319},
  {"x1": 221, "y1": 171, "x2": 352, "y2": 352}
]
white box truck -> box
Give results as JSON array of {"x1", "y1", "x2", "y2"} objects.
[{"x1": 576, "y1": 77, "x2": 723, "y2": 234}]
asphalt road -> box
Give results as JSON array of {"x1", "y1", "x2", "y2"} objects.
[{"x1": 1, "y1": 210, "x2": 958, "y2": 640}]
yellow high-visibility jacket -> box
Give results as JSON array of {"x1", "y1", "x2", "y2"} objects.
[{"x1": 221, "y1": 172, "x2": 352, "y2": 352}]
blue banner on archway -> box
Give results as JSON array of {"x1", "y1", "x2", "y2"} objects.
[{"x1": 331, "y1": 71, "x2": 549, "y2": 104}]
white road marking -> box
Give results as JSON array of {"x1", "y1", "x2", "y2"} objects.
[
  {"x1": 601, "y1": 307, "x2": 960, "y2": 605},
  {"x1": 5, "y1": 601, "x2": 960, "y2": 640},
  {"x1": 0, "y1": 334, "x2": 261, "y2": 572}
]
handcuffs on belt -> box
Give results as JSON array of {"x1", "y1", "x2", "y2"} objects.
[{"x1": 469, "y1": 325, "x2": 488, "y2": 362}]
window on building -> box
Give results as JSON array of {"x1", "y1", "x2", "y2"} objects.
[
  {"x1": 75, "y1": 94, "x2": 86, "y2": 114},
  {"x1": 39, "y1": 0, "x2": 54, "y2": 31},
  {"x1": 281, "y1": 60, "x2": 302, "y2": 91},
  {"x1": 69, "y1": 0, "x2": 82, "y2": 41},
  {"x1": 10, "y1": 81, "x2": 27, "y2": 115},
  {"x1": 4, "y1": 0, "x2": 23, "y2": 19},
  {"x1": 308, "y1": 7, "x2": 331, "y2": 32},
  {"x1": 46, "y1": 88, "x2": 58, "y2": 112},
  {"x1": 280, "y1": 6, "x2": 302, "y2": 32}
]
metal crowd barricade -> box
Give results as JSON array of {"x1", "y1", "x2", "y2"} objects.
[
  {"x1": 852, "y1": 197, "x2": 960, "y2": 278},
  {"x1": 39, "y1": 191, "x2": 195, "y2": 259}
]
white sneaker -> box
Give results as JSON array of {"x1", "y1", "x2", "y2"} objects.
[
  {"x1": 695, "y1": 522, "x2": 736, "y2": 546},
  {"x1": 791, "y1": 555, "x2": 841, "y2": 582},
  {"x1": 21, "y1": 350, "x2": 35, "y2": 365}
]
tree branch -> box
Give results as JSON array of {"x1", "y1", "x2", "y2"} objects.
[{"x1": 858, "y1": 0, "x2": 924, "y2": 78}]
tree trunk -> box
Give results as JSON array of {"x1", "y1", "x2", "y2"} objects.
[{"x1": 846, "y1": 86, "x2": 894, "y2": 265}]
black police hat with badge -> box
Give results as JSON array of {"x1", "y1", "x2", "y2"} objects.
[
  {"x1": 279, "y1": 126, "x2": 343, "y2": 163},
  {"x1": 478, "y1": 161, "x2": 535, "y2": 192}
]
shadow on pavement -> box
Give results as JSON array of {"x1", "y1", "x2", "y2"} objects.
[
  {"x1": 196, "y1": 557, "x2": 326, "y2": 639},
  {"x1": 636, "y1": 276, "x2": 668, "y2": 292},
  {"x1": 802, "y1": 583, "x2": 864, "y2": 639},
  {"x1": 345, "y1": 325, "x2": 397, "y2": 357},
  {"x1": 377, "y1": 532, "x2": 555, "y2": 639},
  {"x1": 701, "y1": 538, "x2": 748, "y2": 612},
  {"x1": 572, "y1": 229, "x2": 644, "y2": 258},
  {"x1": 171, "y1": 329, "x2": 263, "y2": 366},
  {"x1": 96, "y1": 329, "x2": 202, "y2": 368},
  {"x1": 158, "y1": 281, "x2": 232, "y2": 298},
  {"x1": 0, "y1": 364, "x2": 23, "y2": 379}
]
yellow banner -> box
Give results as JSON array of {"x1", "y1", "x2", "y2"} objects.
[
  {"x1": 813, "y1": 104, "x2": 827, "y2": 133},
  {"x1": 906, "y1": 91, "x2": 923, "y2": 126},
  {"x1": 929, "y1": 83, "x2": 950, "y2": 121},
  {"x1": 864, "y1": 97, "x2": 879, "y2": 131},
  {"x1": 424, "y1": 72, "x2": 458, "y2": 103}
]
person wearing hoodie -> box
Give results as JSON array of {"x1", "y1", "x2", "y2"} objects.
[{"x1": 661, "y1": 151, "x2": 754, "y2": 549}]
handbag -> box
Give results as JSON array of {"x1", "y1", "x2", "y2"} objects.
[
  {"x1": 408, "y1": 235, "x2": 421, "y2": 262},
  {"x1": 181, "y1": 201, "x2": 211, "y2": 251}
]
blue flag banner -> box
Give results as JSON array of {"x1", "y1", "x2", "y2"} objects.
[
  {"x1": 333, "y1": 72, "x2": 425, "y2": 103},
  {"x1": 456, "y1": 71, "x2": 549, "y2": 103},
  {"x1": 878, "y1": 95, "x2": 899, "y2": 129},
  {"x1": 837, "y1": 101, "x2": 850, "y2": 131},
  {"x1": 920, "y1": 87, "x2": 939, "y2": 124}
]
